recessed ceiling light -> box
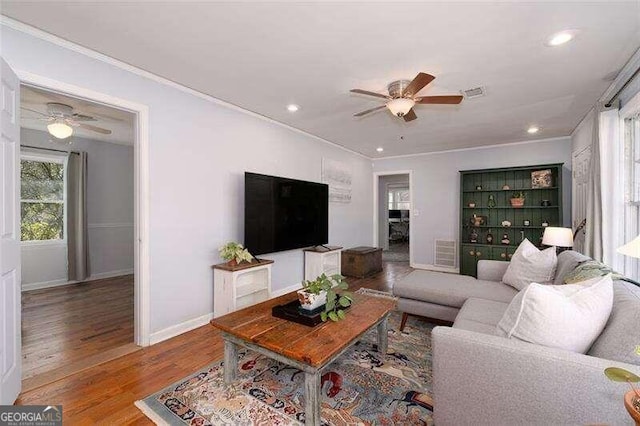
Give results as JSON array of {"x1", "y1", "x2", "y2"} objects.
[
  {"x1": 376, "y1": 147, "x2": 384, "y2": 152},
  {"x1": 546, "y1": 30, "x2": 578, "y2": 46},
  {"x1": 286, "y1": 104, "x2": 300, "y2": 112},
  {"x1": 527, "y1": 126, "x2": 540, "y2": 134}
]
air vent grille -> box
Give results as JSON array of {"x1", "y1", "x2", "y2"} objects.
[
  {"x1": 461, "y1": 86, "x2": 485, "y2": 99},
  {"x1": 434, "y1": 239, "x2": 457, "y2": 268}
]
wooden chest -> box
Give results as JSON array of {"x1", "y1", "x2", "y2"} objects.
[{"x1": 341, "y1": 246, "x2": 383, "y2": 278}]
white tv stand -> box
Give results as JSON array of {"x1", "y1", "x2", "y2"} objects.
[{"x1": 303, "y1": 246, "x2": 343, "y2": 281}]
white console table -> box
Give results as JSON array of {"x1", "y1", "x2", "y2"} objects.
[
  {"x1": 212, "y1": 259, "x2": 274, "y2": 318},
  {"x1": 303, "y1": 246, "x2": 343, "y2": 281}
]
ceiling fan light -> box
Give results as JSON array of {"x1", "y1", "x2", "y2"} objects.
[
  {"x1": 47, "y1": 121, "x2": 73, "y2": 139},
  {"x1": 386, "y1": 98, "x2": 415, "y2": 117}
]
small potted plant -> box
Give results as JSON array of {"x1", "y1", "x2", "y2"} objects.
[
  {"x1": 604, "y1": 367, "x2": 640, "y2": 424},
  {"x1": 510, "y1": 191, "x2": 526, "y2": 208},
  {"x1": 298, "y1": 273, "x2": 353, "y2": 321},
  {"x1": 218, "y1": 242, "x2": 253, "y2": 266}
]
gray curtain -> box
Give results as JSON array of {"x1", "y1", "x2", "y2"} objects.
[
  {"x1": 584, "y1": 105, "x2": 604, "y2": 261},
  {"x1": 67, "y1": 151, "x2": 89, "y2": 281}
]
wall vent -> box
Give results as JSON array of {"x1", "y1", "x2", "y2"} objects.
[
  {"x1": 434, "y1": 239, "x2": 457, "y2": 269},
  {"x1": 461, "y1": 86, "x2": 485, "y2": 99}
]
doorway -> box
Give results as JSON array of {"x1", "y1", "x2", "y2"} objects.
[
  {"x1": 373, "y1": 171, "x2": 413, "y2": 264},
  {"x1": 13, "y1": 75, "x2": 150, "y2": 391}
]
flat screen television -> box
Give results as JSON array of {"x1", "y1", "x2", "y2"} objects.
[{"x1": 244, "y1": 172, "x2": 328, "y2": 255}]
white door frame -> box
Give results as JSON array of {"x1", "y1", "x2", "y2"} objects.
[
  {"x1": 16, "y1": 70, "x2": 151, "y2": 346},
  {"x1": 372, "y1": 170, "x2": 414, "y2": 266}
]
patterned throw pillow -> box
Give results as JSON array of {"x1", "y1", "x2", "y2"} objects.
[{"x1": 563, "y1": 260, "x2": 624, "y2": 284}]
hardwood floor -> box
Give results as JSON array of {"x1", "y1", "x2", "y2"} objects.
[
  {"x1": 16, "y1": 262, "x2": 413, "y2": 425},
  {"x1": 22, "y1": 275, "x2": 135, "y2": 384}
]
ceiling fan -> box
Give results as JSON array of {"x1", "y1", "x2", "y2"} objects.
[
  {"x1": 350, "y1": 72, "x2": 463, "y2": 122},
  {"x1": 21, "y1": 102, "x2": 112, "y2": 139}
]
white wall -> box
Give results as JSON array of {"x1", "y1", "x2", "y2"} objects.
[
  {"x1": 20, "y1": 128, "x2": 134, "y2": 289},
  {"x1": 377, "y1": 174, "x2": 409, "y2": 249},
  {"x1": 1, "y1": 24, "x2": 373, "y2": 335},
  {"x1": 373, "y1": 138, "x2": 573, "y2": 268}
]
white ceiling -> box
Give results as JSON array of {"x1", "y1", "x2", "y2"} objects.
[
  {"x1": 20, "y1": 85, "x2": 135, "y2": 145},
  {"x1": 3, "y1": 1, "x2": 639, "y2": 157}
]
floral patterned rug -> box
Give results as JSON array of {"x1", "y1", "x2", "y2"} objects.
[{"x1": 136, "y1": 311, "x2": 434, "y2": 425}]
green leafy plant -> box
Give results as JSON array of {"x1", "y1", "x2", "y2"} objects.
[
  {"x1": 605, "y1": 367, "x2": 640, "y2": 399},
  {"x1": 218, "y1": 242, "x2": 253, "y2": 265},
  {"x1": 512, "y1": 191, "x2": 526, "y2": 200},
  {"x1": 301, "y1": 273, "x2": 353, "y2": 322}
]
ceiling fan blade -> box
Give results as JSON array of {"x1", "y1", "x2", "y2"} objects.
[
  {"x1": 20, "y1": 107, "x2": 48, "y2": 117},
  {"x1": 403, "y1": 72, "x2": 435, "y2": 97},
  {"x1": 416, "y1": 95, "x2": 463, "y2": 104},
  {"x1": 71, "y1": 113, "x2": 97, "y2": 122},
  {"x1": 403, "y1": 109, "x2": 418, "y2": 122},
  {"x1": 353, "y1": 105, "x2": 387, "y2": 117},
  {"x1": 350, "y1": 89, "x2": 390, "y2": 99},
  {"x1": 74, "y1": 122, "x2": 112, "y2": 134}
]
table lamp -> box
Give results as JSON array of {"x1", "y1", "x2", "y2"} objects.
[
  {"x1": 542, "y1": 227, "x2": 574, "y2": 253},
  {"x1": 617, "y1": 235, "x2": 640, "y2": 259}
]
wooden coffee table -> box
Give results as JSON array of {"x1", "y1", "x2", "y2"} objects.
[{"x1": 210, "y1": 291, "x2": 396, "y2": 425}]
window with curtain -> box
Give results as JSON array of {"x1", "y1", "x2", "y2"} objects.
[
  {"x1": 623, "y1": 112, "x2": 640, "y2": 279},
  {"x1": 388, "y1": 187, "x2": 410, "y2": 210},
  {"x1": 20, "y1": 154, "x2": 66, "y2": 242}
]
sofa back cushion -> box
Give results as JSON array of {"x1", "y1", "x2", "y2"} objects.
[
  {"x1": 496, "y1": 274, "x2": 613, "y2": 354},
  {"x1": 553, "y1": 250, "x2": 591, "y2": 285},
  {"x1": 587, "y1": 279, "x2": 640, "y2": 365}
]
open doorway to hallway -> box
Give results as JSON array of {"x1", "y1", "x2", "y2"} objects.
[
  {"x1": 19, "y1": 85, "x2": 139, "y2": 389},
  {"x1": 376, "y1": 173, "x2": 411, "y2": 263}
]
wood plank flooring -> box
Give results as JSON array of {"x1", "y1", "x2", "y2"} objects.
[
  {"x1": 22, "y1": 275, "x2": 135, "y2": 382},
  {"x1": 16, "y1": 262, "x2": 413, "y2": 425}
]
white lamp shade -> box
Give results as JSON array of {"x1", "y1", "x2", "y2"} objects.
[
  {"x1": 386, "y1": 98, "x2": 415, "y2": 117},
  {"x1": 617, "y1": 235, "x2": 640, "y2": 259},
  {"x1": 542, "y1": 227, "x2": 573, "y2": 247},
  {"x1": 47, "y1": 121, "x2": 73, "y2": 139}
]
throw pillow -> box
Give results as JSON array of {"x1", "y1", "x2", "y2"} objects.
[
  {"x1": 563, "y1": 259, "x2": 624, "y2": 284},
  {"x1": 502, "y1": 238, "x2": 557, "y2": 290},
  {"x1": 495, "y1": 274, "x2": 614, "y2": 353}
]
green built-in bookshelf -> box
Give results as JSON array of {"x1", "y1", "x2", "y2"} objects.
[{"x1": 459, "y1": 163, "x2": 563, "y2": 277}]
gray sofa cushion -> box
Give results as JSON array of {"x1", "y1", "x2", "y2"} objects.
[
  {"x1": 394, "y1": 270, "x2": 518, "y2": 308},
  {"x1": 453, "y1": 298, "x2": 509, "y2": 335},
  {"x1": 553, "y1": 250, "x2": 590, "y2": 285},
  {"x1": 587, "y1": 279, "x2": 640, "y2": 365}
]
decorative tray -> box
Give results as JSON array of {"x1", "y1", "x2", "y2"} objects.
[{"x1": 271, "y1": 299, "x2": 350, "y2": 327}]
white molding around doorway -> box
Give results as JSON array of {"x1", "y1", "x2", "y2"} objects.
[
  {"x1": 372, "y1": 170, "x2": 414, "y2": 266},
  {"x1": 15, "y1": 70, "x2": 151, "y2": 347}
]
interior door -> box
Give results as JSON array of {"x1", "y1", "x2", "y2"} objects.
[
  {"x1": 572, "y1": 146, "x2": 591, "y2": 253},
  {"x1": 0, "y1": 57, "x2": 21, "y2": 404}
]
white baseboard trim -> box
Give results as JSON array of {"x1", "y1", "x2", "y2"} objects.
[
  {"x1": 21, "y1": 268, "x2": 134, "y2": 292},
  {"x1": 411, "y1": 263, "x2": 460, "y2": 274},
  {"x1": 149, "y1": 313, "x2": 214, "y2": 345},
  {"x1": 89, "y1": 268, "x2": 134, "y2": 281},
  {"x1": 270, "y1": 282, "x2": 302, "y2": 298}
]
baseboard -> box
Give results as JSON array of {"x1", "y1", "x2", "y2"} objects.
[
  {"x1": 270, "y1": 282, "x2": 302, "y2": 298},
  {"x1": 89, "y1": 268, "x2": 134, "y2": 281},
  {"x1": 21, "y1": 269, "x2": 134, "y2": 292},
  {"x1": 411, "y1": 263, "x2": 459, "y2": 274},
  {"x1": 149, "y1": 313, "x2": 214, "y2": 345}
]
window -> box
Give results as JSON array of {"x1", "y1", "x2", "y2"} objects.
[
  {"x1": 20, "y1": 154, "x2": 66, "y2": 242},
  {"x1": 388, "y1": 187, "x2": 410, "y2": 210},
  {"x1": 622, "y1": 111, "x2": 640, "y2": 279}
]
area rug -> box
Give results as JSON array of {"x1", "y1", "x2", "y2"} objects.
[{"x1": 135, "y1": 312, "x2": 434, "y2": 425}]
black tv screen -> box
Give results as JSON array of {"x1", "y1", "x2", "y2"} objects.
[{"x1": 244, "y1": 172, "x2": 328, "y2": 255}]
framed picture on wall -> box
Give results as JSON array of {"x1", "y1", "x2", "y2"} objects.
[{"x1": 531, "y1": 169, "x2": 553, "y2": 188}]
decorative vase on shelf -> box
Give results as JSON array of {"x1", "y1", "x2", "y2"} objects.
[
  {"x1": 486, "y1": 230, "x2": 494, "y2": 245},
  {"x1": 470, "y1": 229, "x2": 479, "y2": 243},
  {"x1": 488, "y1": 194, "x2": 496, "y2": 208},
  {"x1": 501, "y1": 233, "x2": 510, "y2": 245}
]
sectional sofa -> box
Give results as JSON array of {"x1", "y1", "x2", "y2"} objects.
[{"x1": 393, "y1": 250, "x2": 640, "y2": 425}]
